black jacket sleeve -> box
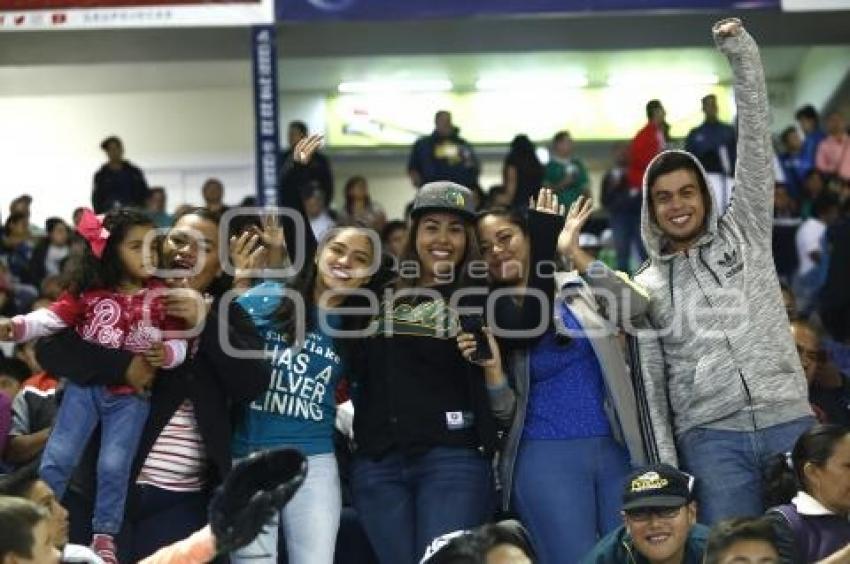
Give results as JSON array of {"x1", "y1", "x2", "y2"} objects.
[
  {"x1": 490, "y1": 209, "x2": 564, "y2": 347},
  {"x1": 201, "y1": 300, "x2": 270, "y2": 404},
  {"x1": 279, "y1": 156, "x2": 318, "y2": 268},
  {"x1": 35, "y1": 329, "x2": 132, "y2": 387},
  {"x1": 315, "y1": 153, "x2": 335, "y2": 204},
  {"x1": 764, "y1": 510, "x2": 800, "y2": 564}
]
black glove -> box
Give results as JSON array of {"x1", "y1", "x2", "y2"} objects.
[{"x1": 209, "y1": 448, "x2": 307, "y2": 555}]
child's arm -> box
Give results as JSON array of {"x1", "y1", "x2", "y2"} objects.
[
  {"x1": 143, "y1": 339, "x2": 187, "y2": 370},
  {"x1": 150, "y1": 301, "x2": 190, "y2": 369},
  {"x1": 1, "y1": 308, "x2": 69, "y2": 342},
  {"x1": 1, "y1": 291, "x2": 84, "y2": 341}
]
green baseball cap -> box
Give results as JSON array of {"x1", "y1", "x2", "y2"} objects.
[{"x1": 411, "y1": 181, "x2": 476, "y2": 222}]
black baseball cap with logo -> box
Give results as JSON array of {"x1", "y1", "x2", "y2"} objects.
[
  {"x1": 622, "y1": 464, "x2": 694, "y2": 512},
  {"x1": 411, "y1": 181, "x2": 476, "y2": 222}
]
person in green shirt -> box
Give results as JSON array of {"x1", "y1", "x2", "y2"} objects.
[{"x1": 544, "y1": 130, "x2": 590, "y2": 209}]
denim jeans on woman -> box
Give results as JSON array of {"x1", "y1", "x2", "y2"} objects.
[
  {"x1": 677, "y1": 415, "x2": 815, "y2": 525},
  {"x1": 40, "y1": 383, "x2": 149, "y2": 535},
  {"x1": 512, "y1": 436, "x2": 630, "y2": 564},
  {"x1": 230, "y1": 452, "x2": 341, "y2": 564},
  {"x1": 351, "y1": 446, "x2": 494, "y2": 564}
]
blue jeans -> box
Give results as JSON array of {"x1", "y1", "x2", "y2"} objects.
[
  {"x1": 231, "y1": 452, "x2": 342, "y2": 564},
  {"x1": 677, "y1": 416, "x2": 815, "y2": 525},
  {"x1": 513, "y1": 436, "x2": 630, "y2": 564},
  {"x1": 609, "y1": 207, "x2": 646, "y2": 273},
  {"x1": 40, "y1": 383, "x2": 149, "y2": 534},
  {"x1": 793, "y1": 268, "x2": 825, "y2": 318},
  {"x1": 351, "y1": 447, "x2": 494, "y2": 564}
]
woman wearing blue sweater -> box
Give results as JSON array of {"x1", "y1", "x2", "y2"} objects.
[{"x1": 466, "y1": 197, "x2": 650, "y2": 563}]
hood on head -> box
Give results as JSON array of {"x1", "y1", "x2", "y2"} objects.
[{"x1": 640, "y1": 150, "x2": 719, "y2": 260}]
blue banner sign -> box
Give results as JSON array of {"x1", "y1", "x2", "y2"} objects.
[
  {"x1": 278, "y1": 0, "x2": 779, "y2": 21},
  {"x1": 251, "y1": 25, "x2": 280, "y2": 206}
]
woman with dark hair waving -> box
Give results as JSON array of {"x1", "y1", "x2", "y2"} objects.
[
  {"x1": 467, "y1": 197, "x2": 649, "y2": 563},
  {"x1": 764, "y1": 424, "x2": 850, "y2": 563},
  {"x1": 230, "y1": 135, "x2": 384, "y2": 564}
]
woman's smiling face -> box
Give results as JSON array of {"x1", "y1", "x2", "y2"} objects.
[
  {"x1": 477, "y1": 214, "x2": 529, "y2": 286},
  {"x1": 162, "y1": 213, "x2": 221, "y2": 291},
  {"x1": 415, "y1": 212, "x2": 467, "y2": 284}
]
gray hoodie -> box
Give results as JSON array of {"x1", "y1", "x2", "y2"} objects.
[{"x1": 634, "y1": 21, "x2": 811, "y2": 465}]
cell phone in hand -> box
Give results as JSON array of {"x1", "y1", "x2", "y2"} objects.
[{"x1": 459, "y1": 315, "x2": 493, "y2": 362}]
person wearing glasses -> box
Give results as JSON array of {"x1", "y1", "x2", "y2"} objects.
[
  {"x1": 792, "y1": 320, "x2": 850, "y2": 426},
  {"x1": 581, "y1": 465, "x2": 709, "y2": 564}
]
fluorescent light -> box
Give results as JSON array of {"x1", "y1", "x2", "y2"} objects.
[
  {"x1": 475, "y1": 74, "x2": 588, "y2": 91},
  {"x1": 606, "y1": 73, "x2": 720, "y2": 87},
  {"x1": 337, "y1": 79, "x2": 453, "y2": 94}
]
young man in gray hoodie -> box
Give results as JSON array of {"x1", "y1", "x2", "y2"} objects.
[{"x1": 634, "y1": 18, "x2": 813, "y2": 525}]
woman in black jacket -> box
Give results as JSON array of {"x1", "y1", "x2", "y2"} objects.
[
  {"x1": 35, "y1": 207, "x2": 270, "y2": 562},
  {"x1": 348, "y1": 184, "x2": 562, "y2": 564}
]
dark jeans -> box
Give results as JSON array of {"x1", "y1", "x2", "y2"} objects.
[
  {"x1": 351, "y1": 447, "x2": 494, "y2": 564},
  {"x1": 126, "y1": 484, "x2": 212, "y2": 562},
  {"x1": 609, "y1": 206, "x2": 646, "y2": 273},
  {"x1": 64, "y1": 484, "x2": 215, "y2": 561},
  {"x1": 335, "y1": 507, "x2": 378, "y2": 564}
]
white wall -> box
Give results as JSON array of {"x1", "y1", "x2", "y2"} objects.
[
  {"x1": 0, "y1": 86, "x2": 333, "y2": 225},
  {"x1": 0, "y1": 87, "x2": 248, "y2": 224},
  {"x1": 793, "y1": 46, "x2": 850, "y2": 113}
]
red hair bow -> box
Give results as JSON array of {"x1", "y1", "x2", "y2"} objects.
[{"x1": 77, "y1": 209, "x2": 110, "y2": 259}]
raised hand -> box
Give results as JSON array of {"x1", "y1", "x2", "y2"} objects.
[
  {"x1": 230, "y1": 230, "x2": 268, "y2": 274},
  {"x1": 713, "y1": 17, "x2": 742, "y2": 38},
  {"x1": 557, "y1": 195, "x2": 595, "y2": 257},
  {"x1": 259, "y1": 213, "x2": 285, "y2": 250},
  {"x1": 293, "y1": 134, "x2": 323, "y2": 166},
  {"x1": 529, "y1": 187, "x2": 566, "y2": 216},
  {"x1": 258, "y1": 213, "x2": 288, "y2": 269}
]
